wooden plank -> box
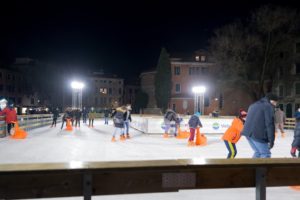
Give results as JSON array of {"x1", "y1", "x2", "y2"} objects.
[
  {"x1": 0, "y1": 159, "x2": 300, "y2": 199},
  {"x1": 0, "y1": 171, "x2": 83, "y2": 199}
]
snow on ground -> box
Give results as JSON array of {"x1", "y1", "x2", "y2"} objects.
[{"x1": 0, "y1": 119, "x2": 299, "y2": 200}]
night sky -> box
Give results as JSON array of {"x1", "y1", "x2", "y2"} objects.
[{"x1": 0, "y1": 0, "x2": 299, "y2": 80}]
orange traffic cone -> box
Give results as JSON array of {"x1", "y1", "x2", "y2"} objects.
[
  {"x1": 65, "y1": 119, "x2": 73, "y2": 131},
  {"x1": 195, "y1": 127, "x2": 207, "y2": 146},
  {"x1": 11, "y1": 121, "x2": 27, "y2": 139}
]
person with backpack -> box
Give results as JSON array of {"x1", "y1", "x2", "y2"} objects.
[{"x1": 163, "y1": 109, "x2": 179, "y2": 138}]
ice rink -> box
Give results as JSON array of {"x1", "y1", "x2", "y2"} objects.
[{"x1": 0, "y1": 119, "x2": 299, "y2": 199}]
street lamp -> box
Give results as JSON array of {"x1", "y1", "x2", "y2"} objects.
[
  {"x1": 192, "y1": 86, "x2": 206, "y2": 114},
  {"x1": 71, "y1": 81, "x2": 84, "y2": 110}
]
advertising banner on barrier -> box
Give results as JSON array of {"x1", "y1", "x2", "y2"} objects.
[{"x1": 131, "y1": 115, "x2": 234, "y2": 134}]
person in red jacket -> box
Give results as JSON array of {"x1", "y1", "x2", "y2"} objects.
[
  {"x1": 0, "y1": 102, "x2": 17, "y2": 135},
  {"x1": 222, "y1": 109, "x2": 247, "y2": 159}
]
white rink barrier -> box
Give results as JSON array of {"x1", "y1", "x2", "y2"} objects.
[{"x1": 131, "y1": 114, "x2": 234, "y2": 134}]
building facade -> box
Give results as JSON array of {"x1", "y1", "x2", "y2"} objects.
[
  {"x1": 123, "y1": 84, "x2": 139, "y2": 108},
  {"x1": 84, "y1": 72, "x2": 124, "y2": 110}
]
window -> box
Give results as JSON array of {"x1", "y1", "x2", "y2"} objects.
[
  {"x1": 200, "y1": 55, "x2": 206, "y2": 62},
  {"x1": 204, "y1": 96, "x2": 210, "y2": 107},
  {"x1": 189, "y1": 67, "x2": 192, "y2": 75},
  {"x1": 109, "y1": 88, "x2": 112, "y2": 95},
  {"x1": 109, "y1": 98, "x2": 112, "y2": 103},
  {"x1": 119, "y1": 88, "x2": 122, "y2": 95},
  {"x1": 103, "y1": 97, "x2": 107, "y2": 105},
  {"x1": 195, "y1": 56, "x2": 200, "y2": 61},
  {"x1": 175, "y1": 84, "x2": 181, "y2": 93},
  {"x1": 279, "y1": 66, "x2": 284, "y2": 77},
  {"x1": 279, "y1": 85, "x2": 284, "y2": 97},
  {"x1": 95, "y1": 80, "x2": 98, "y2": 82},
  {"x1": 172, "y1": 103, "x2": 176, "y2": 111},
  {"x1": 201, "y1": 67, "x2": 209, "y2": 74},
  {"x1": 219, "y1": 93, "x2": 223, "y2": 109},
  {"x1": 295, "y1": 83, "x2": 300, "y2": 95},
  {"x1": 100, "y1": 88, "x2": 107, "y2": 94},
  {"x1": 95, "y1": 97, "x2": 98, "y2": 105},
  {"x1": 296, "y1": 64, "x2": 300, "y2": 74},
  {"x1": 7, "y1": 74, "x2": 11, "y2": 80},
  {"x1": 103, "y1": 80, "x2": 107, "y2": 83},
  {"x1": 31, "y1": 98, "x2": 34, "y2": 105},
  {"x1": 296, "y1": 42, "x2": 300, "y2": 53},
  {"x1": 109, "y1": 80, "x2": 112, "y2": 84},
  {"x1": 174, "y1": 66, "x2": 180, "y2": 75},
  {"x1": 119, "y1": 81, "x2": 122, "y2": 84}
]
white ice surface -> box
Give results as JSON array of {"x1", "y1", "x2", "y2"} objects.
[{"x1": 0, "y1": 119, "x2": 299, "y2": 199}]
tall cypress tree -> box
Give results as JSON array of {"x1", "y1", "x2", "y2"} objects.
[{"x1": 155, "y1": 47, "x2": 172, "y2": 112}]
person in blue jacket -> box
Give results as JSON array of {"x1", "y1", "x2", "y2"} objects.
[{"x1": 242, "y1": 93, "x2": 278, "y2": 158}]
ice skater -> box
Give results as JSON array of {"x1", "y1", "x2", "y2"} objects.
[
  {"x1": 163, "y1": 109, "x2": 179, "y2": 138},
  {"x1": 103, "y1": 108, "x2": 110, "y2": 125},
  {"x1": 124, "y1": 104, "x2": 132, "y2": 138},
  {"x1": 187, "y1": 112, "x2": 202, "y2": 146},
  {"x1": 75, "y1": 109, "x2": 82, "y2": 128},
  {"x1": 51, "y1": 108, "x2": 59, "y2": 127},
  {"x1": 222, "y1": 109, "x2": 247, "y2": 158},
  {"x1": 291, "y1": 113, "x2": 300, "y2": 157},
  {"x1": 88, "y1": 107, "x2": 96, "y2": 127},
  {"x1": 274, "y1": 107, "x2": 286, "y2": 138},
  {"x1": 111, "y1": 106, "x2": 126, "y2": 142}
]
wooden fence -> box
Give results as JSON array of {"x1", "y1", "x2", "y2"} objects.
[{"x1": 0, "y1": 158, "x2": 300, "y2": 200}]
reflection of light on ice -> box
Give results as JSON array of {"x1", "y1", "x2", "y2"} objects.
[
  {"x1": 190, "y1": 158, "x2": 207, "y2": 165},
  {"x1": 69, "y1": 161, "x2": 84, "y2": 169}
]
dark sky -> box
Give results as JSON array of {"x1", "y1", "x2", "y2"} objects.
[{"x1": 0, "y1": 0, "x2": 299, "y2": 80}]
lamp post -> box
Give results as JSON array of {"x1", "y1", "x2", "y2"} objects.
[
  {"x1": 71, "y1": 81, "x2": 84, "y2": 110},
  {"x1": 192, "y1": 86, "x2": 206, "y2": 115}
]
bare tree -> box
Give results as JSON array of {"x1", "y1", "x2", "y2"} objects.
[{"x1": 210, "y1": 5, "x2": 299, "y2": 100}]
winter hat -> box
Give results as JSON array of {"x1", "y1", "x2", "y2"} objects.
[
  {"x1": 195, "y1": 112, "x2": 201, "y2": 117},
  {"x1": 239, "y1": 109, "x2": 247, "y2": 118},
  {"x1": 265, "y1": 93, "x2": 278, "y2": 101}
]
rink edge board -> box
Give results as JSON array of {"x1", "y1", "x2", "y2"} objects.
[{"x1": 0, "y1": 158, "x2": 300, "y2": 199}]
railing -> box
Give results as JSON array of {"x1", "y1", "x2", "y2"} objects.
[
  {"x1": 0, "y1": 158, "x2": 300, "y2": 200},
  {"x1": 0, "y1": 114, "x2": 62, "y2": 137}
]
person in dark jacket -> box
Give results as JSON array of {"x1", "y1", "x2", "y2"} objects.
[
  {"x1": 242, "y1": 93, "x2": 278, "y2": 158},
  {"x1": 124, "y1": 104, "x2": 132, "y2": 138},
  {"x1": 188, "y1": 112, "x2": 203, "y2": 146},
  {"x1": 51, "y1": 108, "x2": 60, "y2": 127},
  {"x1": 291, "y1": 114, "x2": 300, "y2": 157},
  {"x1": 82, "y1": 107, "x2": 88, "y2": 124},
  {"x1": 75, "y1": 109, "x2": 82, "y2": 128},
  {"x1": 0, "y1": 101, "x2": 17, "y2": 135},
  {"x1": 104, "y1": 108, "x2": 110, "y2": 125},
  {"x1": 163, "y1": 109, "x2": 179, "y2": 138},
  {"x1": 111, "y1": 106, "x2": 126, "y2": 142}
]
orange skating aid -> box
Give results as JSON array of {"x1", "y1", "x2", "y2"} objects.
[
  {"x1": 11, "y1": 121, "x2": 27, "y2": 139},
  {"x1": 176, "y1": 125, "x2": 189, "y2": 139},
  {"x1": 65, "y1": 119, "x2": 73, "y2": 131},
  {"x1": 289, "y1": 185, "x2": 300, "y2": 191},
  {"x1": 195, "y1": 127, "x2": 207, "y2": 146}
]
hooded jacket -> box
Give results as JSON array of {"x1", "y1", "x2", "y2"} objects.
[{"x1": 242, "y1": 97, "x2": 275, "y2": 144}]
